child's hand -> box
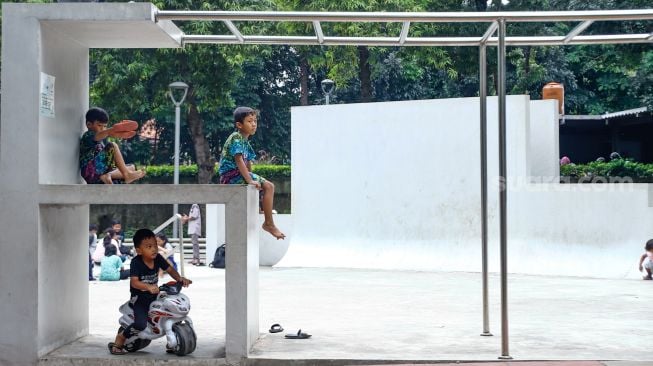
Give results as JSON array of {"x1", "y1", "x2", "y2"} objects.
[
  {"x1": 179, "y1": 277, "x2": 192, "y2": 287},
  {"x1": 249, "y1": 181, "x2": 261, "y2": 190},
  {"x1": 148, "y1": 284, "x2": 160, "y2": 294}
]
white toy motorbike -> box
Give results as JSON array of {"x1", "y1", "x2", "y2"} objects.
[{"x1": 118, "y1": 281, "x2": 197, "y2": 356}]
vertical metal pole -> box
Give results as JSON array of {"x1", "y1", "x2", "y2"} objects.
[
  {"x1": 479, "y1": 44, "x2": 492, "y2": 337},
  {"x1": 173, "y1": 104, "x2": 180, "y2": 238},
  {"x1": 497, "y1": 18, "x2": 512, "y2": 360},
  {"x1": 178, "y1": 217, "x2": 185, "y2": 278},
  {"x1": 325, "y1": 94, "x2": 330, "y2": 105}
]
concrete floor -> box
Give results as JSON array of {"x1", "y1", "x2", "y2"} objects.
[{"x1": 40, "y1": 265, "x2": 653, "y2": 365}]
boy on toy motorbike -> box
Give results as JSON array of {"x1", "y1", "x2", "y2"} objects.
[{"x1": 108, "y1": 228, "x2": 192, "y2": 355}]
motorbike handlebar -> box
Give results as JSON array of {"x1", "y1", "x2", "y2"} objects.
[{"x1": 159, "y1": 281, "x2": 183, "y2": 295}]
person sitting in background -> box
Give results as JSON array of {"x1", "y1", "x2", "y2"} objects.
[
  {"x1": 99, "y1": 245, "x2": 130, "y2": 281},
  {"x1": 156, "y1": 232, "x2": 177, "y2": 277},
  {"x1": 638, "y1": 239, "x2": 653, "y2": 280}
]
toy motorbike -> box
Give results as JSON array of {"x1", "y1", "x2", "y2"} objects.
[{"x1": 118, "y1": 281, "x2": 196, "y2": 356}]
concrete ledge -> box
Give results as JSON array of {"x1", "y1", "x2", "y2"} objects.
[
  {"x1": 5, "y1": 3, "x2": 182, "y2": 48},
  {"x1": 38, "y1": 184, "x2": 250, "y2": 204}
]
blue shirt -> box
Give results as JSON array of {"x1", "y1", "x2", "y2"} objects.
[{"x1": 218, "y1": 131, "x2": 256, "y2": 176}]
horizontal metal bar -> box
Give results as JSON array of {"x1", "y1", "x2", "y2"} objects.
[
  {"x1": 182, "y1": 33, "x2": 653, "y2": 46},
  {"x1": 648, "y1": 32, "x2": 653, "y2": 41},
  {"x1": 480, "y1": 21, "x2": 498, "y2": 44},
  {"x1": 399, "y1": 21, "x2": 410, "y2": 45},
  {"x1": 313, "y1": 21, "x2": 324, "y2": 44},
  {"x1": 223, "y1": 20, "x2": 244, "y2": 43},
  {"x1": 157, "y1": 9, "x2": 653, "y2": 23},
  {"x1": 563, "y1": 20, "x2": 593, "y2": 44}
]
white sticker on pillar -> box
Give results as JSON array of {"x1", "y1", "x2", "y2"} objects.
[{"x1": 39, "y1": 72, "x2": 55, "y2": 118}]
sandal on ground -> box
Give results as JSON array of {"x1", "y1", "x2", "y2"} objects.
[
  {"x1": 108, "y1": 342, "x2": 128, "y2": 355},
  {"x1": 269, "y1": 323, "x2": 284, "y2": 333},
  {"x1": 285, "y1": 329, "x2": 311, "y2": 339}
]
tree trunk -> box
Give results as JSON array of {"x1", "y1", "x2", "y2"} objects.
[
  {"x1": 186, "y1": 89, "x2": 215, "y2": 184},
  {"x1": 358, "y1": 46, "x2": 373, "y2": 103},
  {"x1": 299, "y1": 55, "x2": 309, "y2": 106},
  {"x1": 524, "y1": 46, "x2": 531, "y2": 76}
]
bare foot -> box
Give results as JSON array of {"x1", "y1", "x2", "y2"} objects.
[
  {"x1": 100, "y1": 173, "x2": 113, "y2": 184},
  {"x1": 262, "y1": 222, "x2": 285, "y2": 240},
  {"x1": 124, "y1": 169, "x2": 146, "y2": 184},
  {"x1": 644, "y1": 275, "x2": 652, "y2": 280}
]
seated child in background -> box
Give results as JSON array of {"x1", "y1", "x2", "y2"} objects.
[
  {"x1": 218, "y1": 106, "x2": 285, "y2": 240},
  {"x1": 638, "y1": 239, "x2": 653, "y2": 280},
  {"x1": 156, "y1": 233, "x2": 177, "y2": 276},
  {"x1": 99, "y1": 245, "x2": 130, "y2": 281},
  {"x1": 108, "y1": 228, "x2": 191, "y2": 355},
  {"x1": 79, "y1": 107, "x2": 145, "y2": 184}
]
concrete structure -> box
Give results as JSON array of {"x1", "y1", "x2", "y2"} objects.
[
  {"x1": 0, "y1": 4, "x2": 259, "y2": 366},
  {"x1": 40, "y1": 265, "x2": 653, "y2": 365},
  {"x1": 280, "y1": 96, "x2": 651, "y2": 279},
  {"x1": 206, "y1": 207, "x2": 291, "y2": 267}
]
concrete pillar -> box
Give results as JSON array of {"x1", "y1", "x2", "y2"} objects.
[{"x1": 225, "y1": 186, "x2": 260, "y2": 364}]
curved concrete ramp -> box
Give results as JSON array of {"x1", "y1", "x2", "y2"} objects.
[{"x1": 278, "y1": 97, "x2": 651, "y2": 279}]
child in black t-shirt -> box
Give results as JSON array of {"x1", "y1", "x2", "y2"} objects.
[{"x1": 108, "y1": 228, "x2": 191, "y2": 355}]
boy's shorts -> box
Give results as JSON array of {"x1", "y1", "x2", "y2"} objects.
[
  {"x1": 81, "y1": 144, "x2": 116, "y2": 184},
  {"x1": 644, "y1": 257, "x2": 653, "y2": 271},
  {"x1": 219, "y1": 170, "x2": 266, "y2": 207}
]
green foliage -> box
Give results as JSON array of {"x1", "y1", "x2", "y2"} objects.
[
  {"x1": 80, "y1": 0, "x2": 653, "y2": 173},
  {"x1": 560, "y1": 160, "x2": 653, "y2": 182},
  {"x1": 138, "y1": 164, "x2": 290, "y2": 181}
]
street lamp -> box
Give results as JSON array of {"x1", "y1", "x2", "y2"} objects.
[
  {"x1": 321, "y1": 79, "x2": 335, "y2": 105},
  {"x1": 168, "y1": 81, "x2": 189, "y2": 238}
]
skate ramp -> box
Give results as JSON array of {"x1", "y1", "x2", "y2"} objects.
[{"x1": 278, "y1": 96, "x2": 653, "y2": 279}]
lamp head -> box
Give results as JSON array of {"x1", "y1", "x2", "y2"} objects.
[
  {"x1": 321, "y1": 79, "x2": 335, "y2": 95},
  {"x1": 168, "y1": 81, "x2": 189, "y2": 106}
]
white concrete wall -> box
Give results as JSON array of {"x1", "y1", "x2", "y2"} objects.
[
  {"x1": 279, "y1": 96, "x2": 653, "y2": 279},
  {"x1": 0, "y1": 4, "x2": 195, "y2": 365}
]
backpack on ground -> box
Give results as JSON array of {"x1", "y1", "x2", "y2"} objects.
[{"x1": 209, "y1": 244, "x2": 225, "y2": 269}]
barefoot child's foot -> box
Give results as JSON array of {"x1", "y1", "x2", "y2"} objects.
[
  {"x1": 124, "y1": 169, "x2": 146, "y2": 184},
  {"x1": 262, "y1": 222, "x2": 285, "y2": 240},
  {"x1": 100, "y1": 173, "x2": 113, "y2": 184}
]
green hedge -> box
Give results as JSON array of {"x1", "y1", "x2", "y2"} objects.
[
  {"x1": 560, "y1": 160, "x2": 653, "y2": 182},
  {"x1": 140, "y1": 164, "x2": 290, "y2": 183}
]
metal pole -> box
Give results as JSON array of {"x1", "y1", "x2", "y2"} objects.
[
  {"x1": 497, "y1": 18, "x2": 512, "y2": 360},
  {"x1": 479, "y1": 44, "x2": 492, "y2": 337},
  {"x1": 325, "y1": 94, "x2": 330, "y2": 105},
  {"x1": 178, "y1": 217, "x2": 185, "y2": 278},
  {"x1": 173, "y1": 104, "x2": 180, "y2": 238}
]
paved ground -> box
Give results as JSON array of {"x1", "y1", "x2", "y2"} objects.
[{"x1": 40, "y1": 264, "x2": 653, "y2": 365}]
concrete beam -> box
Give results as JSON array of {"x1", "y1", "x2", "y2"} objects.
[{"x1": 38, "y1": 184, "x2": 253, "y2": 204}]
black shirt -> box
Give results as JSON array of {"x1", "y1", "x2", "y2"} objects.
[{"x1": 129, "y1": 254, "x2": 170, "y2": 297}]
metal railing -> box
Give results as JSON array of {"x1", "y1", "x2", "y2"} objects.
[
  {"x1": 153, "y1": 214, "x2": 187, "y2": 277},
  {"x1": 155, "y1": 9, "x2": 653, "y2": 47}
]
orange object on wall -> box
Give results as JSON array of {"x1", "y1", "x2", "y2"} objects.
[{"x1": 542, "y1": 82, "x2": 564, "y2": 115}]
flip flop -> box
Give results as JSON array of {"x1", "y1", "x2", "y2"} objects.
[
  {"x1": 269, "y1": 323, "x2": 284, "y2": 333},
  {"x1": 285, "y1": 329, "x2": 311, "y2": 339},
  {"x1": 107, "y1": 342, "x2": 128, "y2": 355},
  {"x1": 112, "y1": 120, "x2": 139, "y2": 132}
]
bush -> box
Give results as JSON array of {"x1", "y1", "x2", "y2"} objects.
[
  {"x1": 560, "y1": 159, "x2": 653, "y2": 182},
  {"x1": 139, "y1": 164, "x2": 290, "y2": 183}
]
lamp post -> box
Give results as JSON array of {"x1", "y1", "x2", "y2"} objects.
[
  {"x1": 321, "y1": 79, "x2": 335, "y2": 105},
  {"x1": 168, "y1": 81, "x2": 189, "y2": 238}
]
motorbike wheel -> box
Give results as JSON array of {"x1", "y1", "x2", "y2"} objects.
[
  {"x1": 119, "y1": 326, "x2": 151, "y2": 352},
  {"x1": 172, "y1": 322, "x2": 197, "y2": 356}
]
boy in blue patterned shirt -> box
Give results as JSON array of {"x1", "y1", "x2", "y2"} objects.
[
  {"x1": 79, "y1": 107, "x2": 145, "y2": 184},
  {"x1": 218, "y1": 107, "x2": 285, "y2": 240}
]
